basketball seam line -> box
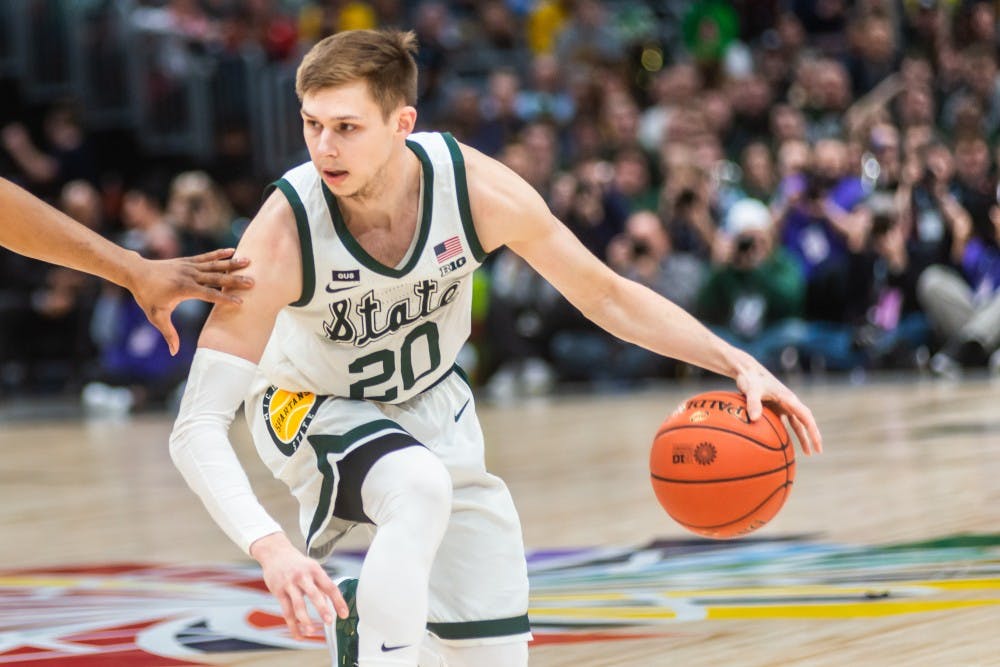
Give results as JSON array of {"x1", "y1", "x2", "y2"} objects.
[
  {"x1": 669, "y1": 482, "x2": 793, "y2": 530},
  {"x1": 655, "y1": 424, "x2": 791, "y2": 450},
  {"x1": 650, "y1": 462, "x2": 794, "y2": 484}
]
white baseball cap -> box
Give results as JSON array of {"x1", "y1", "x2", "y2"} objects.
[{"x1": 725, "y1": 198, "x2": 772, "y2": 236}]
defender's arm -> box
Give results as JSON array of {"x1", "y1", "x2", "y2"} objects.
[{"x1": 0, "y1": 177, "x2": 253, "y2": 354}]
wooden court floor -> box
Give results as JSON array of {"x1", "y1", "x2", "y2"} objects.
[{"x1": 1, "y1": 376, "x2": 998, "y2": 666}]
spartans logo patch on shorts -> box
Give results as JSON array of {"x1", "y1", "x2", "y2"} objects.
[{"x1": 262, "y1": 387, "x2": 323, "y2": 456}]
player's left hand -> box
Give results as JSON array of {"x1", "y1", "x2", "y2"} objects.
[
  {"x1": 127, "y1": 248, "x2": 254, "y2": 356},
  {"x1": 735, "y1": 359, "x2": 823, "y2": 456}
]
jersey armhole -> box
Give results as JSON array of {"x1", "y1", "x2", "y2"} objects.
[
  {"x1": 265, "y1": 179, "x2": 316, "y2": 307},
  {"x1": 442, "y1": 132, "x2": 488, "y2": 263}
]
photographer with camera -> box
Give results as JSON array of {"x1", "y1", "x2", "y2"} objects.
[
  {"x1": 778, "y1": 138, "x2": 870, "y2": 324},
  {"x1": 852, "y1": 203, "x2": 932, "y2": 369},
  {"x1": 896, "y1": 139, "x2": 959, "y2": 270},
  {"x1": 548, "y1": 210, "x2": 706, "y2": 385},
  {"x1": 697, "y1": 198, "x2": 806, "y2": 369}
]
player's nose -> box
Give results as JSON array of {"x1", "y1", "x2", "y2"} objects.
[{"x1": 317, "y1": 129, "x2": 339, "y2": 157}]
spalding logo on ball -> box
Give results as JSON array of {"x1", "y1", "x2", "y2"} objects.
[{"x1": 650, "y1": 390, "x2": 795, "y2": 539}]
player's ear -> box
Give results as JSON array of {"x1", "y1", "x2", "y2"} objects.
[{"x1": 396, "y1": 106, "x2": 417, "y2": 135}]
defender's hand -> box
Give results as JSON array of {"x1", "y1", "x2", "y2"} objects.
[{"x1": 127, "y1": 248, "x2": 254, "y2": 355}]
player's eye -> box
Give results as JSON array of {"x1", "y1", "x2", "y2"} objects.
[
  {"x1": 305, "y1": 119, "x2": 321, "y2": 130},
  {"x1": 340, "y1": 123, "x2": 357, "y2": 132}
]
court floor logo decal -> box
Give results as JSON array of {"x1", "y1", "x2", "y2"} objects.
[{"x1": 0, "y1": 535, "x2": 998, "y2": 664}]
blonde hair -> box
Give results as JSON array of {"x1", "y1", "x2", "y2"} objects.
[{"x1": 295, "y1": 29, "x2": 419, "y2": 119}]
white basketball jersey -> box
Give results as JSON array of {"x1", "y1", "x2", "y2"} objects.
[{"x1": 257, "y1": 132, "x2": 486, "y2": 402}]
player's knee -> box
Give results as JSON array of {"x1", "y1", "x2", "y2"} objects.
[
  {"x1": 363, "y1": 446, "x2": 452, "y2": 528},
  {"x1": 396, "y1": 449, "x2": 452, "y2": 522}
]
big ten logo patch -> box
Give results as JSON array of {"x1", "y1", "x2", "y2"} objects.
[
  {"x1": 263, "y1": 388, "x2": 323, "y2": 456},
  {"x1": 439, "y1": 256, "x2": 467, "y2": 277}
]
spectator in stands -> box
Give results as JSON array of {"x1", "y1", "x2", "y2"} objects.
[
  {"x1": 549, "y1": 210, "x2": 706, "y2": 384},
  {"x1": 600, "y1": 93, "x2": 643, "y2": 156},
  {"x1": 517, "y1": 122, "x2": 560, "y2": 196},
  {"x1": 608, "y1": 210, "x2": 706, "y2": 314},
  {"x1": 739, "y1": 141, "x2": 778, "y2": 203},
  {"x1": 613, "y1": 148, "x2": 659, "y2": 213},
  {"x1": 770, "y1": 104, "x2": 808, "y2": 146},
  {"x1": 0, "y1": 102, "x2": 97, "y2": 198},
  {"x1": 919, "y1": 184, "x2": 1000, "y2": 375},
  {"x1": 638, "y1": 63, "x2": 702, "y2": 153},
  {"x1": 779, "y1": 138, "x2": 868, "y2": 323},
  {"x1": 473, "y1": 69, "x2": 525, "y2": 157},
  {"x1": 853, "y1": 206, "x2": 931, "y2": 369},
  {"x1": 167, "y1": 170, "x2": 242, "y2": 255},
  {"x1": 726, "y1": 74, "x2": 775, "y2": 156},
  {"x1": 798, "y1": 58, "x2": 853, "y2": 141},
  {"x1": 563, "y1": 159, "x2": 628, "y2": 259},
  {"x1": 84, "y1": 183, "x2": 200, "y2": 414},
  {"x1": 943, "y1": 45, "x2": 1000, "y2": 138},
  {"x1": 897, "y1": 139, "x2": 960, "y2": 269},
  {"x1": 482, "y1": 143, "x2": 559, "y2": 399},
  {"x1": 698, "y1": 198, "x2": 806, "y2": 369},
  {"x1": 790, "y1": 0, "x2": 851, "y2": 56},
  {"x1": 411, "y1": 2, "x2": 461, "y2": 122},
  {"x1": 555, "y1": 0, "x2": 623, "y2": 66},
  {"x1": 952, "y1": 136, "x2": 994, "y2": 217},
  {"x1": 516, "y1": 53, "x2": 575, "y2": 127},
  {"x1": 526, "y1": 0, "x2": 569, "y2": 55},
  {"x1": 846, "y1": 11, "x2": 901, "y2": 97}
]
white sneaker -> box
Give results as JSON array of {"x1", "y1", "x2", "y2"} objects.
[
  {"x1": 521, "y1": 358, "x2": 554, "y2": 396},
  {"x1": 82, "y1": 382, "x2": 134, "y2": 416}
]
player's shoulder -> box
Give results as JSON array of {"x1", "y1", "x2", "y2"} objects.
[
  {"x1": 451, "y1": 139, "x2": 543, "y2": 211},
  {"x1": 446, "y1": 138, "x2": 553, "y2": 251},
  {"x1": 240, "y1": 184, "x2": 300, "y2": 261}
]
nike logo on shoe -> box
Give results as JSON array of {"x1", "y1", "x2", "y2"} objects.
[
  {"x1": 454, "y1": 398, "x2": 471, "y2": 422},
  {"x1": 381, "y1": 642, "x2": 410, "y2": 652}
]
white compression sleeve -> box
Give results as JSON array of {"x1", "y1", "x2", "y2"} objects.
[{"x1": 169, "y1": 347, "x2": 282, "y2": 555}]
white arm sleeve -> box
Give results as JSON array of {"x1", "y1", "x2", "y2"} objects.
[{"x1": 169, "y1": 347, "x2": 282, "y2": 555}]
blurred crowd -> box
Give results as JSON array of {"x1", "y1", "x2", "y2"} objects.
[{"x1": 5, "y1": 0, "x2": 1000, "y2": 411}]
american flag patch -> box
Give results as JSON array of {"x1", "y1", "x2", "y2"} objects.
[{"x1": 434, "y1": 235, "x2": 463, "y2": 263}]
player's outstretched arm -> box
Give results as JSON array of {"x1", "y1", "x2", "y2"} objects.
[
  {"x1": 460, "y1": 145, "x2": 822, "y2": 455},
  {"x1": 0, "y1": 177, "x2": 253, "y2": 355},
  {"x1": 169, "y1": 189, "x2": 347, "y2": 639}
]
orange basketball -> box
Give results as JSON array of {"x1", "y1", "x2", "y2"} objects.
[{"x1": 649, "y1": 390, "x2": 795, "y2": 539}]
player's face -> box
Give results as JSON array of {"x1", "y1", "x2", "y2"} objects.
[{"x1": 301, "y1": 81, "x2": 413, "y2": 198}]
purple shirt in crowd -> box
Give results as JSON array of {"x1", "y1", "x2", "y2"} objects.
[{"x1": 780, "y1": 176, "x2": 867, "y2": 279}]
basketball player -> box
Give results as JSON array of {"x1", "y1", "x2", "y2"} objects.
[
  {"x1": 1, "y1": 177, "x2": 252, "y2": 355},
  {"x1": 169, "y1": 30, "x2": 823, "y2": 667}
]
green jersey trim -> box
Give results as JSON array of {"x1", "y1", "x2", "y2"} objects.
[
  {"x1": 452, "y1": 363, "x2": 472, "y2": 390},
  {"x1": 322, "y1": 139, "x2": 434, "y2": 278},
  {"x1": 306, "y1": 419, "x2": 407, "y2": 546},
  {"x1": 426, "y1": 614, "x2": 531, "y2": 640},
  {"x1": 441, "y1": 132, "x2": 487, "y2": 262},
  {"x1": 269, "y1": 178, "x2": 316, "y2": 307}
]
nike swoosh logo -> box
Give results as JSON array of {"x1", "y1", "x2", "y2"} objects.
[
  {"x1": 454, "y1": 398, "x2": 471, "y2": 422},
  {"x1": 325, "y1": 284, "x2": 357, "y2": 294},
  {"x1": 381, "y1": 642, "x2": 410, "y2": 652}
]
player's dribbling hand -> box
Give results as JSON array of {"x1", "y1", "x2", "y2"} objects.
[
  {"x1": 250, "y1": 532, "x2": 349, "y2": 640},
  {"x1": 734, "y1": 356, "x2": 823, "y2": 456}
]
